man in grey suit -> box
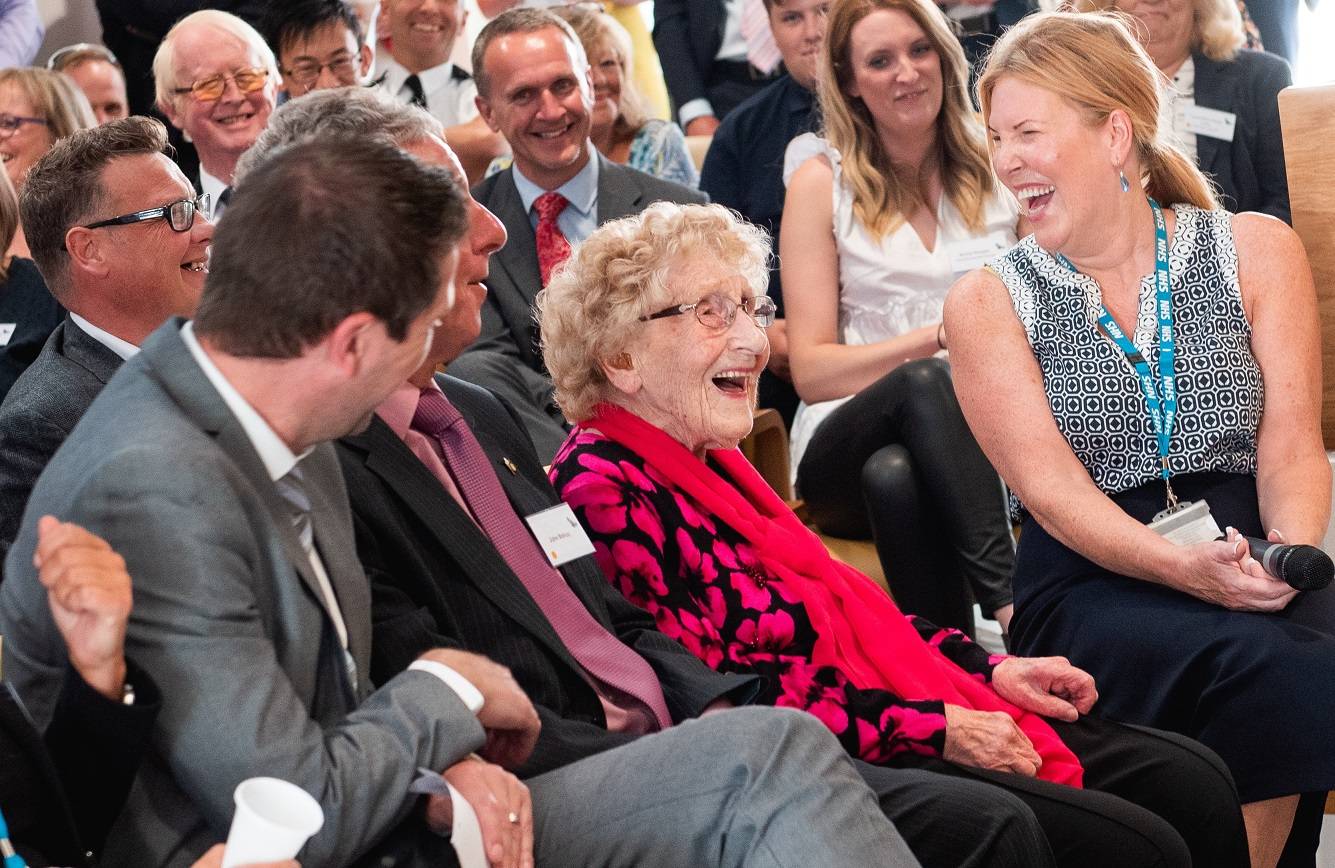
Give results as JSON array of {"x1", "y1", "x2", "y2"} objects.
[
  {"x1": 0, "y1": 116, "x2": 213, "y2": 561},
  {"x1": 0, "y1": 132, "x2": 919, "y2": 865},
  {"x1": 452, "y1": 8, "x2": 708, "y2": 460}
]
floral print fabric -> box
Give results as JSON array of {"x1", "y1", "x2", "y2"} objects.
[{"x1": 551, "y1": 428, "x2": 1004, "y2": 763}]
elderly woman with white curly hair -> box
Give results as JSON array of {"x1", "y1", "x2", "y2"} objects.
[{"x1": 541, "y1": 200, "x2": 1250, "y2": 868}]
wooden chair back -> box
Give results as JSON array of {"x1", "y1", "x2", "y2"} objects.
[{"x1": 1279, "y1": 84, "x2": 1335, "y2": 447}]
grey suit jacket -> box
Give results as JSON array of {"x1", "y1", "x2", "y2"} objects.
[
  {"x1": 467, "y1": 154, "x2": 708, "y2": 374},
  {"x1": 0, "y1": 319, "x2": 484, "y2": 867},
  {"x1": 0, "y1": 317, "x2": 122, "y2": 560}
]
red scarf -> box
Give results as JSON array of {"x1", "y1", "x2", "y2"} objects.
[{"x1": 586, "y1": 404, "x2": 1083, "y2": 787}]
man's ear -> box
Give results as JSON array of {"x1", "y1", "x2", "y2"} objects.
[
  {"x1": 474, "y1": 92, "x2": 499, "y2": 132},
  {"x1": 600, "y1": 351, "x2": 641, "y2": 396},
  {"x1": 323, "y1": 311, "x2": 381, "y2": 378},
  {"x1": 358, "y1": 42, "x2": 374, "y2": 79},
  {"x1": 158, "y1": 96, "x2": 181, "y2": 131},
  {"x1": 64, "y1": 226, "x2": 111, "y2": 280}
]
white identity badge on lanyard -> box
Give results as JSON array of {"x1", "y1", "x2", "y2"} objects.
[{"x1": 1058, "y1": 199, "x2": 1220, "y2": 545}]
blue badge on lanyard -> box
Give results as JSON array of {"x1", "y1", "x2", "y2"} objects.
[{"x1": 1057, "y1": 199, "x2": 1179, "y2": 510}]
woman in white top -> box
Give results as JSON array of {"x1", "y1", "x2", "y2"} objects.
[{"x1": 781, "y1": 0, "x2": 1021, "y2": 637}]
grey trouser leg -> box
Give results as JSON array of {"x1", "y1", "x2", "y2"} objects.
[
  {"x1": 447, "y1": 350, "x2": 569, "y2": 462},
  {"x1": 528, "y1": 707, "x2": 920, "y2": 868}
]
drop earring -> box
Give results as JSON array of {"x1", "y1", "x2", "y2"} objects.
[{"x1": 1118, "y1": 169, "x2": 1131, "y2": 193}]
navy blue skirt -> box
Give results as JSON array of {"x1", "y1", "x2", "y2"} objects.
[{"x1": 1011, "y1": 471, "x2": 1335, "y2": 802}]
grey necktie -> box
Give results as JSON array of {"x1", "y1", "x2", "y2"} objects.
[{"x1": 276, "y1": 463, "x2": 357, "y2": 691}]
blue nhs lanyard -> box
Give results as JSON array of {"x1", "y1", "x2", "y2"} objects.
[
  {"x1": 1057, "y1": 198, "x2": 1179, "y2": 508},
  {"x1": 0, "y1": 803, "x2": 29, "y2": 868}
]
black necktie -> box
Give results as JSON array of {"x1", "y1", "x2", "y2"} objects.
[
  {"x1": 404, "y1": 74, "x2": 427, "y2": 109},
  {"x1": 214, "y1": 186, "x2": 232, "y2": 219}
]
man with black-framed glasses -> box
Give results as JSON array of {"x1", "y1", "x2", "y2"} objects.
[
  {"x1": 0, "y1": 116, "x2": 212, "y2": 558},
  {"x1": 261, "y1": 0, "x2": 376, "y2": 100},
  {"x1": 153, "y1": 9, "x2": 279, "y2": 220}
]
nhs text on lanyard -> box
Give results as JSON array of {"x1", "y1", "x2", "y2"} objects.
[{"x1": 1057, "y1": 199, "x2": 1193, "y2": 521}]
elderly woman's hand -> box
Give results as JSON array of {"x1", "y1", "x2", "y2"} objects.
[
  {"x1": 991, "y1": 657, "x2": 1097, "y2": 721},
  {"x1": 942, "y1": 705, "x2": 1042, "y2": 776},
  {"x1": 1171, "y1": 527, "x2": 1299, "y2": 612}
]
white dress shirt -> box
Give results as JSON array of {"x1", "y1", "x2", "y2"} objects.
[
  {"x1": 69, "y1": 313, "x2": 140, "y2": 360},
  {"x1": 379, "y1": 56, "x2": 479, "y2": 127}
]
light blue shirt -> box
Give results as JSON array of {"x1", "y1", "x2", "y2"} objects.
[
  {"x1": 512, "y1": 150, "x2": 599, "y2": 244},
  {"x1": 0, "y1": 0, "x2": 42, "y2": 68}
]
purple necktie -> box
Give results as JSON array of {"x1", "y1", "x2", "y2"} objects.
[{"x1": 412, "y1": 388, "x2": 673, "y2": 731}]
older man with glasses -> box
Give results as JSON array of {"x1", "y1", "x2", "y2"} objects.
[
  {"x1": 0, "y1": 115, "x2": 213, "y2": 559},
  {"x1": 153, "y1": 9, "x2": 279, "y2": 219}
]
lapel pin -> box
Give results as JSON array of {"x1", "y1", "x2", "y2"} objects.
[{"x1": 502, "y1": 457, "x2": 518, "y2": 475}]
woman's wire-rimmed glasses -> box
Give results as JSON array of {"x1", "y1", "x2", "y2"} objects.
[{"x1": 640, "y1": 292, "x2": 777, "y2": 330}]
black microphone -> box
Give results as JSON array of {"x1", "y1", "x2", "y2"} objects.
[{"x1": 1245, "y1": 538, "x2": 1335, "y2": 591}]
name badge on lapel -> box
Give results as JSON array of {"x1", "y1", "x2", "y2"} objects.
[
  {"x1": 524, "y1": 503, "x2": 596, "y2": 567},
  {"x1": 0, "y1": 324, "x2": 15, "y2": 347},
  {"x1": 1183, "y1": 104, "x2": 1237, "y2": 142}
]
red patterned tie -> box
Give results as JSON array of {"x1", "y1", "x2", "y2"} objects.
[
  {"x1": 412, "y1": 388, "x2": 673, "y2": 731},
  {"x1": 533, "y1": 191, "x2": 572, "y2": 287}
]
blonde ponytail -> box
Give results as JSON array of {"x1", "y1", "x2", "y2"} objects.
[{"x1": 1141, "y1": 144, "x2": 1219, "y2": 210}]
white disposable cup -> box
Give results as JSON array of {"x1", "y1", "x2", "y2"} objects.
[{"x1": 221, "y1": 777, "x2": 325, "y2": 868}]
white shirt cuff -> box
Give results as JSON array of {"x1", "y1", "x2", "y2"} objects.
[
  {"x1": 679, "y1": 98, "x2": 715, "y2": 127},
  {"x1": 409, "y1": 660, "x2": 485, "y2": 713}
]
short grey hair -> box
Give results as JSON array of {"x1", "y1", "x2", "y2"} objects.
[
  {"x1": 471, "y1": 8, "x2": 587, "y2": 98},
  {"x1": 153, "y1": 10, "x2": 280, "y2": 112},
  {"x1": 234, "y1": 86, "x2": 441, "y2": 185}
]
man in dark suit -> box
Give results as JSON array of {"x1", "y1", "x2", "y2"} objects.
[
  {"x1": 652, "y1": 0, "x2": 784, "y2": 136},
  {"x1": 0, "y1": 116, "x2": 213, "y2": 560},
  {"x1": 454, "y1": 8, "x2": 707, "y2": 460},
  {"x1": 700, "y1": 0, "x2": 825, "y2": 426}
]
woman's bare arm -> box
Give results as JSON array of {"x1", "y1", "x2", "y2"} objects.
[{"x1": 780, "y1": 156, "x2": 940, "y2": 404}]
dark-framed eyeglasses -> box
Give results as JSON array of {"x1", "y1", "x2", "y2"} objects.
[
  {"x1": 83, "y1": 194, "x2": 211, "y2": 233},
  {"x1": 173, "y1": 67, "x2": 270, "y2": 102},
  {"x1": 0, "y1": 114, "x2": 48, "y2": 138},
  {"x1": 282, "y1": 53, "x2": 358, "y2": 87},
  {"x1": 640, "y1": 292, "x2": 777, "y2": 330}
]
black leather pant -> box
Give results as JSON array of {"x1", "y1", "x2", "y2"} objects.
[{"x1": 796, "y1": 358, "x2": 1014, "y2": 633}]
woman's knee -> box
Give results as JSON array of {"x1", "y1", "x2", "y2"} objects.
[
  {"x1": 886, "y1": 356, "x2": 953, "y2": 398},
  {"x1": 861, "y1": 444, "x2": 915, "y2": 505}
]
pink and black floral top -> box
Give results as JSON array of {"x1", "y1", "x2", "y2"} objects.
[{"x1": 550, "y1": 428, "x2": 1003, "y2": 764}]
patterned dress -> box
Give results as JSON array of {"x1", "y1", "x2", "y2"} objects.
[
  {"x1": 991, "y1": 203, "x2": 1335, "y2": 802},
  {"x1": 550, "y1": 429, "x2": 1006, "y2": 764}
]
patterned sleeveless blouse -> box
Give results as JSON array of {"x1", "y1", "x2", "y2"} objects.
[{"x1": 988, "y1": 204, "x2": 1262, "y2": 518}]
